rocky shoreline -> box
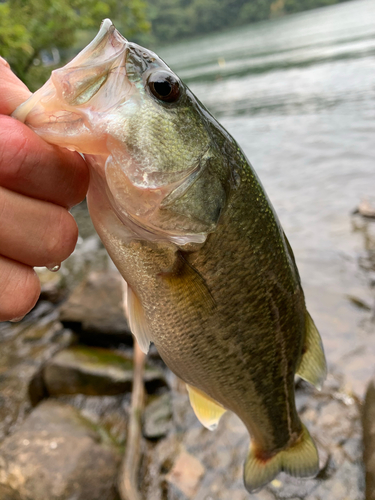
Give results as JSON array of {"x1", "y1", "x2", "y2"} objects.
[{"x1": 0, "y1": 202, "x2": 374, "y2": 499}]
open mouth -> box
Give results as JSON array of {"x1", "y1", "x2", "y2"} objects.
[{"x1": 12, "y1": 19, "x2": 130, "y2": 153}]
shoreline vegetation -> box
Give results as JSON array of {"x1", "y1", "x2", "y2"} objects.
[
  {"x1": 138, "y1": 0, "x2": 352, "y2": 46},
  {"x1": 0, "y1": 0, "x2": 352, "y2": 90}
]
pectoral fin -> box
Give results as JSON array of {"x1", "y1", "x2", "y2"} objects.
[
  {"x1": 124, "y1": 285, "x2": 151, "y2": 354},
  {"x1": 160, "y1": 252, "x2": 215, "y2": 314},
  {"x1": 186, "y1": 384, "x2": 226, "y2": 431},
  {"x1": 296, "y1": 312, "x2": 327, "y2": 390}
]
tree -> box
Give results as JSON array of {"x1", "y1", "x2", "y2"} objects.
[
  {"x1": 142, "y1": 0, "x2": 351, "y2": 46},
  {"x1": 0, "y1": 0, "x2": 150, "y2": 90}
]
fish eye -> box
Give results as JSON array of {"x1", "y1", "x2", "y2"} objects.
[{"x1": 147, "y1": 71, "x2": 180, "y2": 103}]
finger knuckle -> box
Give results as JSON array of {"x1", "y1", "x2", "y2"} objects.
[{"x1": 0, "y1": 118, "x2": 33, "y2": 183}]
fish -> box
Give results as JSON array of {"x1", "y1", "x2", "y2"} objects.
[{"x1": 13, "y1": 19, "x2": 327, "y2": 492}]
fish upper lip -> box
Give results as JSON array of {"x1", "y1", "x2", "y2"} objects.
[
  {"x1": 83, "y1": 18, "x2": 127, "y2": 58},
  {"x1": 12, "y1": 19, "x2": 129, "y2": 125},
  {"x1": 99, "y1": 19, "x2": 114, "y2": 36},
  {"x1": 93, "y1": 18, "x2": 115, "y2": 46}
]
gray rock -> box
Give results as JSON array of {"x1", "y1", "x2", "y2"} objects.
[
  {"x1": 56, "y1": 393, "x2": 130, "y2": 446},
  {"x1": 59, "y1": 270, "x2": 131, "y2": 337},
  {"x1": 165, "y1": 450, "x2": 205, "y2": 498},
  {"x1": 0, "y1": 400, "x2": 121, "y2": 500},
  {"x1": 144, "y1": 373, "x2": 365, "y2": 500},
  {"x1": 144, "y1": 393, "x2": 173, "y2": 439},
  {"x1": 34, "y1": 267, "x2": 66, "y2": 304},
  {"x1": 363, "y1": 380, "x2": 375, "y2": 500},
  {"x1": 0, "y1": 318, "x2": 74, "y2": 442},
  {"x1": 355, "y1": 199, "x2": 375, "y2": 219},
  {"x1": 44, "y1": 345, "x2": 167, "y2": 396}
]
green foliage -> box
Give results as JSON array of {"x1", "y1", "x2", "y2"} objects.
[
  {"x1": 0, "y1": 0, "x2": 150, "y2": 91},
  {"x1": 283, "y1": 0, "x2": 347, "y2": 13},
  {"x1": 0, "y1": 4, "x2": 31, "y2": 59},
  {"x1": 144, "y1": 0, "x2": 351, "y2": 45},
  {"x1": 0, "y1": 0, "x2": 351, "y2": 91},
  {"x1": 241, "y1": 0, "x2": 273, "y2": 23}
]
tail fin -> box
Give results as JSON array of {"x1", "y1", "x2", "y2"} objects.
[{"x1": 243, "y1": 424, "x2": 319, "y2": 493}]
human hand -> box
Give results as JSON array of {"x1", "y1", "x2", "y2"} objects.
[{"x1": 0, "y1": 57, "x2": 89, "y2": 321}]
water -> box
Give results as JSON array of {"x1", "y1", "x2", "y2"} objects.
[
  {"x1": 158, "y1": 0, "x2": 375, "y2": 395},
  {"x1": 46, "y1": 264, "x2": 61, "y2": 272}
]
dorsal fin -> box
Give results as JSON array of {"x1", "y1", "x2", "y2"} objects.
[
  {"x1": 283, "y1": 230, "x2": 302, "y2": 284},
  {"x1": 186, "y1": 384, "x2": 227, "y2": 431},
  {"x1": 296, "y1": 312, "x2": 327, "y2": 390}
]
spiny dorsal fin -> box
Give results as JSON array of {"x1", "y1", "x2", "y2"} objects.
[
  {"x1": 186, "y1": 384, "x2": 226, "y2": 431},
  {"x1": 244, "y1": 423, "x2": 319, "y2": 493},
  {"x1": 296, "y1": 312, "x2": 327, "y2": 390},
  {"x1": 124, "y1": 285, "x2": 151, "y2": 354},
  {"x1": 283, "y1": 230, "x2": 302, "y2": 284}
]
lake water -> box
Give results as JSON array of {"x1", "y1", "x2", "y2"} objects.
[{"x1": 158, "y1": 0, "x2": 375, "y2": 395}]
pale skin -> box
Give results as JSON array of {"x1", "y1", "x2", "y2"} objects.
[{"x1": 0, "y1": 57, "x2": 89, "y2": 321}]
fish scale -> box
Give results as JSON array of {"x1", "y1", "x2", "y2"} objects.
[{"x1": 13, "y1": 19, "x2": 326, "y2": 493}]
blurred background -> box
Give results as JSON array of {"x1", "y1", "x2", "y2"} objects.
[{"x1": 0, "y1": 1, "x2": 375, "y2": 499}]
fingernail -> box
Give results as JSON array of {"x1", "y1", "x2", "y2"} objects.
[
  {"x1": 0, "y1": 56, "x2": 10, "y2": 69},
  {"x1": 9, "y1": 315, "x2": 25, "y2": 323}
]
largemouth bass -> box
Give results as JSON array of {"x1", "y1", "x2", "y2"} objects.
[{"x1": 13, "y1": 20, "x2": 326, "y2": 492}]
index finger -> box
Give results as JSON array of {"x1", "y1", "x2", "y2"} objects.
[
  {"x1": 0, "y1": 57, "x2": 31, "y2": 115},
  {"x1": 0, "y1": 57, "x2": 89, "y2": 209}
]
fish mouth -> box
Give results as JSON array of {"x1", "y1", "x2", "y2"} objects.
[
  {"x1": 12, "y1": 19, "x2": 131, "y2": 153},
  {"x1": 52, "y1": 18, "x2": 129, "y2": 107}
]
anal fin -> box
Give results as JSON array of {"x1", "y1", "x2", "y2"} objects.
[
  {"x1": 296, "y1": 311, "x2": 327, "y2": 390},
  {"x1": 244, "y1": 423, "x2": 319, "y2": 493},
  {"x1": 124, "y1": 284, "x2": 151, "y2": 354},
  {"x1": 186, "y1": 384, "x2": 226, "y2": 431}
]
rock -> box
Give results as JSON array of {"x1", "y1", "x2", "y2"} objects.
[
  {"x1": 57, "y1": 393, "x2": 130, "y2": 446},
  {"x1": 28, "y1": 368, "x2": 49, "y2": 407},
  {"x1": 166, "y1": 450, "x2": 205, "y2": 498},
  {"x1": 354, "y1": 199, "x2": 375, "y2": 219},
  {"x1": 143, "y1": 393, "x2": 173, "y2": 439},
  {"x1": 25, "y1": 300, "x2": 57, "y2": 322},
  {"x1": 346, "y1": 295, "x2": 373, "y2": 311},
  {"x1": 0, "y1": 400, "x2": 121, "y2": 500},
  {"x1": 144, "y1": 372, "x2": 365, "y2": 500},
  {"x1": 44, "y1": 345, "x2": 167, "y2": 396},
  {"x1": 34, "y1": 267, "x2": 66, "y2": 304},
  {"x1": 0, "y1": 318, "x2": 75, "y2": 442},
  {"x1": 363, "y1": 380, "x2": 375, "y2": 500},
  {"x1": 59, "y1": 270, "x2": 131, "y2": 337}
]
